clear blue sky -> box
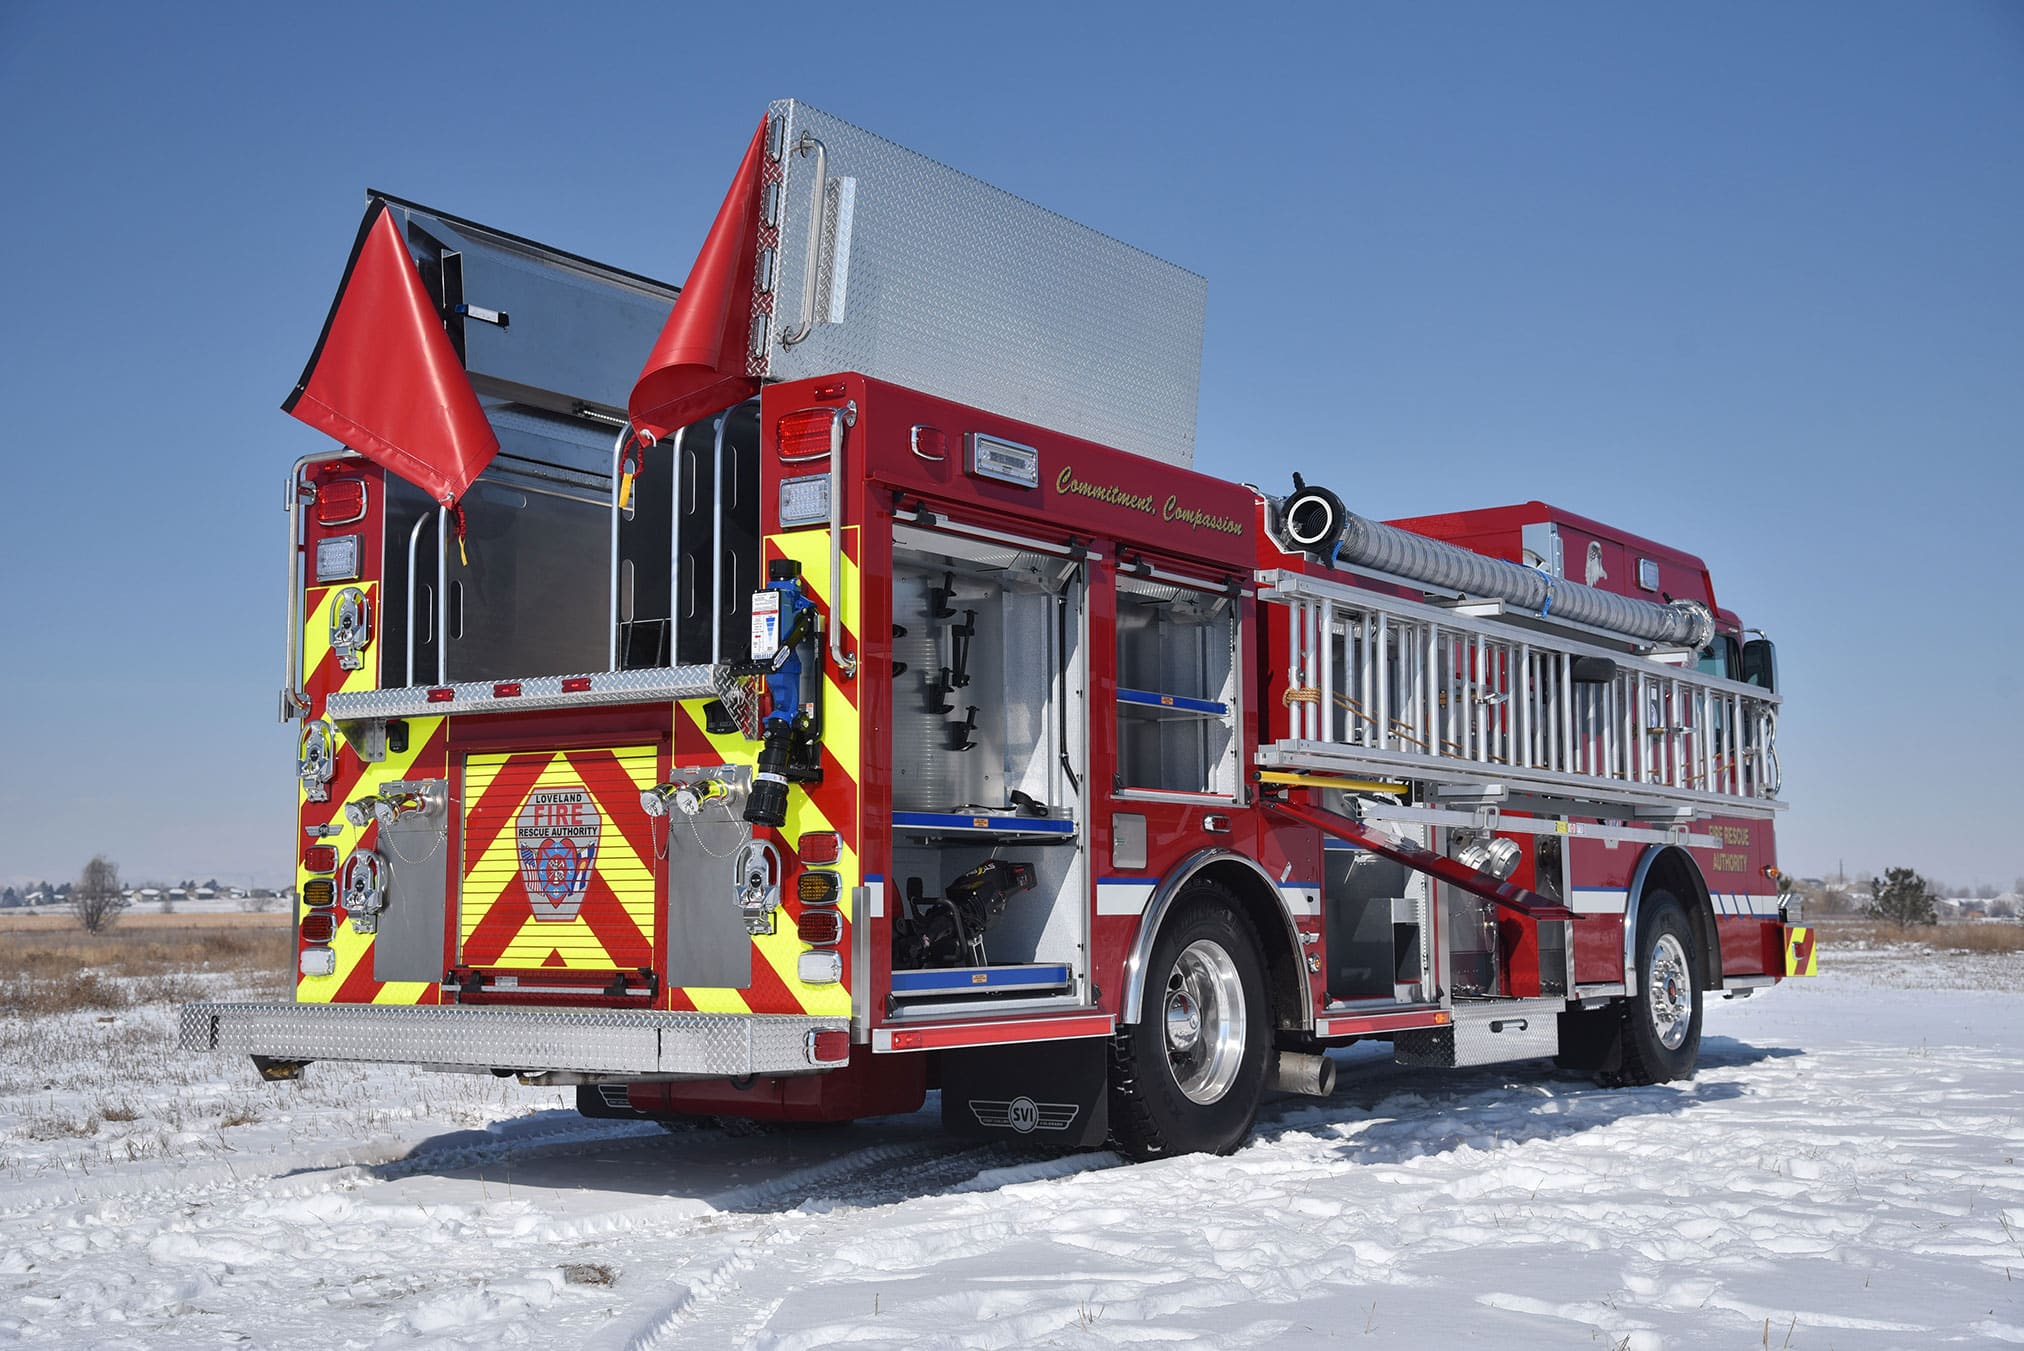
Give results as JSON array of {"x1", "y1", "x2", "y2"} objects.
[{"x1": 1, "y1": 3, "x2": 2019, "y2": 889}]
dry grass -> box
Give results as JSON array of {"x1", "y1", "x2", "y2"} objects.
[
  {"x1": 0, "y1": 922, "x2": 291, "y2": 1012},
  {"x1": 1813, "y1": 917, "x2": 2024, "y2": 954},
  {"x1": 0, "y1": 909, "x2": 284, "y2": 933}
]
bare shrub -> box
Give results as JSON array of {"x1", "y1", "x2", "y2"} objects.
[{"x1": 72, "y1": 856, "x2": 127, "y2": 934}]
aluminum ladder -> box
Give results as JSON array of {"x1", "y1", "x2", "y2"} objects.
[{"x1": 1256, "y1": 568, "x2": 1783, "y2": 818}]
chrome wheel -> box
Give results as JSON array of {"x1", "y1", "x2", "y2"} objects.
[
  {"x1": 1163, "y1": 939, "x2": 1247, "y2": 1105},
  {"x1": 1647, "y1": 932, "x2": 1693, "y2": 1050}
]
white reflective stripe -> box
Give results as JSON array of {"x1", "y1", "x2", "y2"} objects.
[
  {"x1": 1709, "y1": 892, "x2": 1781, "y2": 918},
  {"x1": 1096, "y1": 882, "x2": 1155, "y2": 916},
  {"x1": 1571, "y1": 887, "x2": 1629, "y2": 915},
  {"x1": 1281, "y1": 886, "x2": 1321, "y2": 919}
]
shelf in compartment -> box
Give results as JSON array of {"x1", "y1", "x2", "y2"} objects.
[
  {"x1": 1116, "y1": 687, "x2": 1230, "y2": 719},
  {"x1": 891, "y1": 810, "x2": 1079, "y2": 842},
  {"x1": 890, "y1": 963, "x2": 1074, "y2": 998}
]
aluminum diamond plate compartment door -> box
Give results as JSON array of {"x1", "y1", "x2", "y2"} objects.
[{"x1": 756, "y1": 99, "x2": 1207, "y2": 467}]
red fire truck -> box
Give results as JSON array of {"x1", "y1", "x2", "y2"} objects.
[{"x1": 184, "y1": 101, "x2": 1808, "y2": 1158}]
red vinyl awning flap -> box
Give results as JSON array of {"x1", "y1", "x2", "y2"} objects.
[
  {"x1": 283, "y1": 198, "x2": 499, "y2": 507},
  {"x1": 627, "y1": 117, "x2": 770, "y2": 444}
]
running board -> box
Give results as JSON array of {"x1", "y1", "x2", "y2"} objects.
[{"x1": 1262, "y1": 798, "x2": 1576, "y2": 921}]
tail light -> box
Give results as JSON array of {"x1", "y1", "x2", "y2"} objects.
[
  {"x1": 796, "y1": 865, "x2": 843, "y2": 984},
  {"x1": 807, "y1": 1029, "x2": 850, "y2": 1064},
  {"x1": 798, "y1": 831, "x2": 840, "y2": 865},
  {"x1": 300, "y1": 911, "x2": 337, "y2": 944},
  {"x1": 301, "y1": 878, "x2": 335, "y2": 908},
  {"x1": 314, "y1": 476, "x2": 368, "y2": 526},
  {"x1": 303, "y1": 845, "x2": 337, "y2": 874},
  {"x1": 299, "y1": 947, "x2": 338, "y2": 978},
  {"x1": 777, "y1": 407, "x2": 839, "y2": 463},
  {"x1": 798, "y1": 909, "x2": 843, "y2": 946}
]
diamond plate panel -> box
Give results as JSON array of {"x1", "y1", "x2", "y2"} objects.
[
  {"x1": 181, "y1": 1002, "x2": 845, "y2": 1077},
  {"x1": 326, "y1": 665, "x2": 721, "y2": 722},
  {"x1": 760, "y1": 99, "x2": 1205, "y2": 467},
  {"x1": 1394, "y1": 999, "x2": 1563, "y2": 1068}
]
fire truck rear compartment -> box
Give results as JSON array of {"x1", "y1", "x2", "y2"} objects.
[
  {"x1": 379, "y1": 404, "x2": 762, "y2": 688},
  {"x1": 886, "y1": 529, "x2": 1089, "y2": 1005}
]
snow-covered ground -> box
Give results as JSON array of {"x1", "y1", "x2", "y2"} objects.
[{"x1": 2, "y1": 946, "x2": 2021, "y2": 1349}]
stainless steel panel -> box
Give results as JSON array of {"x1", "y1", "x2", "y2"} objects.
[
  {"x1": 660, "y1": 780, "x2": 755, "y2": 989},
  {"x1": 1112, "y1": 813, "x2": 1148, "y2": 871},
  {"x1": 179, "y1": 1002, "x2": 843, "y2": 1077},
  {"x1": 760, "y1": 100, "x2": 1205, "y2": 467},
  {"x1": 386, "y1": 199, "x2": 677, "y2": 419},
  {"x1": 374, "y1": 779, "x2": 452, "y2": 984},
  {"x1": 450, "y1": 472, "x2": 608, "y2": 680}
]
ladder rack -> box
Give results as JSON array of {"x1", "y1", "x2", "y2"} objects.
[{"x1": 1257, "y1": 569, "x2": 1783, "y2": 819}]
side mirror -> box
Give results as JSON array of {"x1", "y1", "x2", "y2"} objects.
[{"x1": 1740, "y1": 637, "x2": 1778, "y2": 693}]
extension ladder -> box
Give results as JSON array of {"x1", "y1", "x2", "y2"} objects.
[{"x1": 1256, "y1": 569, "x2": 1782, "y2": 818}]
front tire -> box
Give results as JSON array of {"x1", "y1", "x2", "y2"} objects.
[
  {"x1": 1608, "y1": 891, "x2": 1703, "y2": 1086},
  {"x1": 1108, "y1": 883, "x2": 1271, "y2": 1159}
]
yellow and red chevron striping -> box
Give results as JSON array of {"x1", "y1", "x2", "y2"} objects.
[{"x1": 460, "y1": 747, "x2": 658, "y2": 973}]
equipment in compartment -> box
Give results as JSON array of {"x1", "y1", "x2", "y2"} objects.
[{"x1": 894, "y1": 860, "x2": 1037, "y2": 969}]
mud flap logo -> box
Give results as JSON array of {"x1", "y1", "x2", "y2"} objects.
[
  {"x1": 516, "y1": 789, "x2": 600, "y2": 921},
  {"x1": 970, "y1": 1097, "x2": 1079, "y2": 1134}
]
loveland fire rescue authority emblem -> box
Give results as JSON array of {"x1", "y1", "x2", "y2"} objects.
[{"x1": 516, "y1": 789, "x2": 600, "y2": 921}]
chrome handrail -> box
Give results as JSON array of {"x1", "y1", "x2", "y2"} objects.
[
  {"x1": 827, "y1": 401, "x2": 857, "y2": 679},
  {"x1": 778, "y1": 132, "x2": 828, "y2": 346},
  {"x1": 607, "y1": 421, "x2": 638, "y2": 673},
  {"x1": 405, "y1": 510, "x2": 435, "y2": 687},
  {"x1": 279, "y1": 449, "x2": 357, "y2": 722},
  {"x1": 436, "y1": 505, "x2": 448, "y2": 686}
]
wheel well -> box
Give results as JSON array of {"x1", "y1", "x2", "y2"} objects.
[
  {"x1": 1636, "y1": 846, "x2": 1723, "y2": 990},
  {"x1": 1189, "y1": 860, "x2": 1309, "y2": 1033}
]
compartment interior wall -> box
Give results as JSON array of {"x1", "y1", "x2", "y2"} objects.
[
  {"x1": 889, "y1": 536, "x2": 1083, "y2": 816},
  {"x1": 1115, "y1": 579, "x2": 1237, "y2": 794}
]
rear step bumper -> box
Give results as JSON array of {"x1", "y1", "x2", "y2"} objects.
[{"x1": 179, "y1": 1002, "x2": 848, "y2": 1078}]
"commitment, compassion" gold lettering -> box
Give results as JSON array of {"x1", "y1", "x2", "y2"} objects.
[{"x1": 1054, "y1": 466, "x2": 1245, "y2": 536}]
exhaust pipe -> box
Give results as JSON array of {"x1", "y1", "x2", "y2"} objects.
[{"x1": 1270, "y1": 1052, "x2": 1336, "y2": 1098}]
